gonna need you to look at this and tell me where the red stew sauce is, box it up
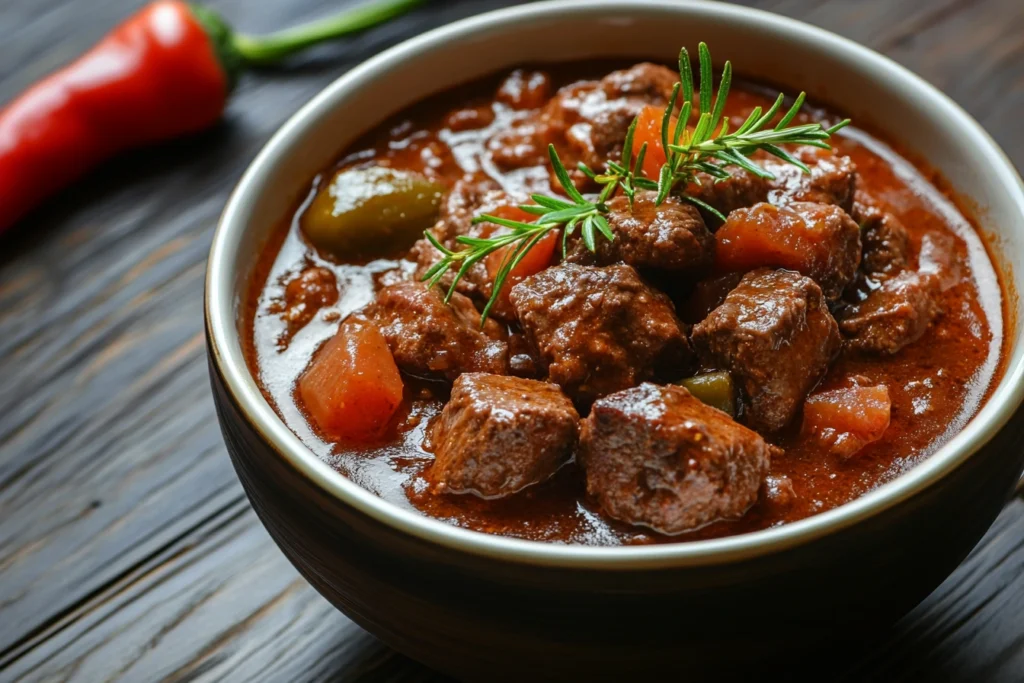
[243,61,1006,545]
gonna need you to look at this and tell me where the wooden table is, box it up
[1,0,1022,680]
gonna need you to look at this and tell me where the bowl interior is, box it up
[208,0,1024,567]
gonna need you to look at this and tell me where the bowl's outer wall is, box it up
[211,355,1024,681]
[207,1,1024,679]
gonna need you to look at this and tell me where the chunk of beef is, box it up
[600,63,679,100]
[687,146,856,225]
[859,210,910,277]
[491,63,676,179]
[686,168,769,225]
[836,271,940,354]
[579,383,775,534]
[691,268,842,432]
[277,266,338,335]
[850,189,877,225]
[443,105,495,132]
[510,263,693,406]
[372,282,507,381]
[429,373,579,498]
[562,63,677,170]
[508,331,543,379]
[496,69,552,110]
[433,177,506,243]
[487,118,552,170]
[763,475,797,510]
[763,146,857,213]
[715,201,861,299]
[565,190,713,274]
[677,272,744,325]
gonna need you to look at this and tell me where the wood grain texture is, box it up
[0,0,1021,681]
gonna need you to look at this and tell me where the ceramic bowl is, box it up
[206,1,1024,680]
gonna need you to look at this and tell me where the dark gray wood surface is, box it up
[0,0,1021,680]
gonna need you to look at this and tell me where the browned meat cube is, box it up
[504,63,677,180]
[496,69,552,110]
[510,263,693,406]
[691,268,842,432]
[430,373,579,498]
[837,271,941,354]
[676,272,744,325]
[372,282,507,381]
[849,195,911,279]
[687,146,856,226]
[566,63,678,168]
[276,266,338,336]
[565,190,714,275]
[599,62,679,101]
[580,383,775,534]
[860,211,910,276]
[764,145,857,213]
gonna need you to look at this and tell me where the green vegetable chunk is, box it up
[302,166,444,258]
[677,371,736,416]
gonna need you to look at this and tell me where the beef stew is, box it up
[242,50,1006,545]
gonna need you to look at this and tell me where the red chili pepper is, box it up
[0,0,421,234]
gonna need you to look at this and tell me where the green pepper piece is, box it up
[302,166,444,258]
[677,371,736,416]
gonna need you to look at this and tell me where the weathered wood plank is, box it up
[1,500,443,682]
[0,0,522,660]
[0,0,1022,681]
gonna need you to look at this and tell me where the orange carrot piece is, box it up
[298,315,404,441]
[485,205,559,309]
[633,105,675,179]
[803,384,891,459]
[715,203,812,273]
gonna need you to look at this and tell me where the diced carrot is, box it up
[484,205,558,310]
[715,203,811,273]
[633,105,675,179]
[803,384,891,459]
[298,315,404,441]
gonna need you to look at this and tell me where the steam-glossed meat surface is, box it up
[859,210,911,277]
[492,63,678,179]
[687,167,769,223]
[510,263,693,406]
[565,190,713,274]
[372,282,507,381]
[692,268,842,432]
[688,146,856,222]
[429,373,579,498]
[276,266,338,336]
[764,145,857,212]
[580,383,774,534]
[837,271,941,354]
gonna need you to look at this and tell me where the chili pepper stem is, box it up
[231,0,422,65]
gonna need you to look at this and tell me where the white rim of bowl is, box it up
[207,0,1024,569]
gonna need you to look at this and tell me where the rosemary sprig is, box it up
[422,42,850,323]
[654,43,850,218]
[420,144,616,322]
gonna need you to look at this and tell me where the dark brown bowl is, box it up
[206,2,1024,680]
